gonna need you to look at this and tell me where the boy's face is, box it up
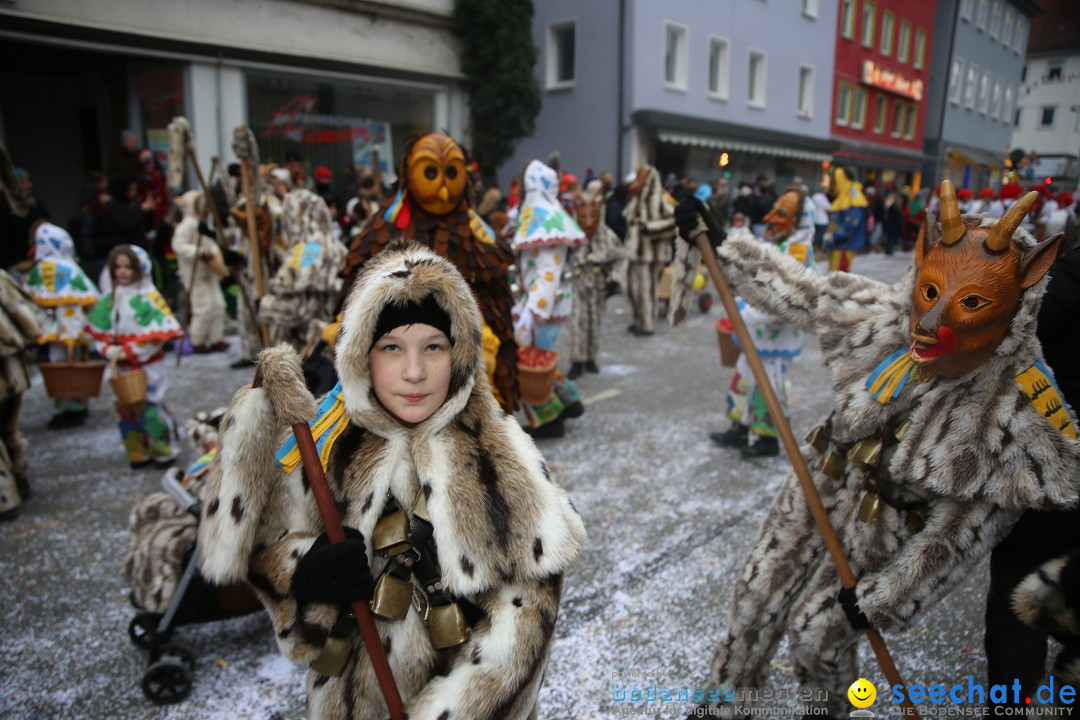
[370,323,452,427]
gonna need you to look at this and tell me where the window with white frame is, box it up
[914,28,926,70]
[881,12,894,56]
[546,20,576,89]
[1040,105,1056,128]
[852,87,868,129]
[708,36,731,99]
[862,2,876,48]
[979,70,991,114]
[1048,60,1064,82]
[797,66,814,117]
[1013,17,1025,53]
[664,21,689,90]
[960,0,973,22]
[1004,85,1014,122]
[898,20,911,63]
[840,0,855,39]
[802,0,819,18]
[965,64,979,109]
[991,79,1003,119]
[990,1,1002,40]
[892,102,907,137]
[976,0,988,30]
[748,49,767,108]
[1002,8,1013,49]
[949,58,964,104]
[836,82,853,126]
[874,93,887,133]
[1015,107,1022,127]
[904,103,917,139]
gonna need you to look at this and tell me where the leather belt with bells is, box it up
[369,491,470,650]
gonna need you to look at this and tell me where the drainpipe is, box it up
[616,0,626,179]
[216,49,225,161]
[934,0,960,183]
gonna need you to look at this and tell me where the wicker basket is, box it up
[716,318,739,368]
[40,359,107,399]
[110,355,148,406]
[517,348,559,406]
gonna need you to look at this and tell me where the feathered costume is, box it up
[87,246,184,465]
[683,191,1080,716]
[197,241,585,720]
[343,132,518,412]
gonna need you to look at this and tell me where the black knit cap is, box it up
[370,294,454,350]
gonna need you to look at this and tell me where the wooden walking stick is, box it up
[251,373,407,720]
[233,126,272,348]
[693,233,919,718]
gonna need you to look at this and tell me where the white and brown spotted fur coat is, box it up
[699,217,1080,715]
[197,242,585,720]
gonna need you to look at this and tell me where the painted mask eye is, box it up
[960,294,989,311]
[424,165,439,181]
[445,165,458,180]
[922,284,939,302]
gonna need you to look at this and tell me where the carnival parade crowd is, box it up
[2,125,1080,718]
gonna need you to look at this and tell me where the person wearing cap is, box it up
[197,240,585,720]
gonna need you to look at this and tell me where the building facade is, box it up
[1008,0,1080,192]
[501,0,839,192]
[830,0,937,190]
[0,0,468,224]
[922,0,1037,192]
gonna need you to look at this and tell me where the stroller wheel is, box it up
[129,612,167,649]
[698,293,713,313]
[142,658,192,705]
[154,644,195,672]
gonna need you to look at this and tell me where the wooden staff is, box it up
[693,233,919,718]
[237,161,271,348]
[251,372,406,720]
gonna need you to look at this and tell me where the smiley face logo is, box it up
[848,678,877,708]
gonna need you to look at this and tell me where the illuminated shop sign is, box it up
[862,60,923,101]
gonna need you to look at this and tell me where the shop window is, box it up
[1013,18,1025,54]
[861,2,876,48]
[949,58,964,104]
[991,79,1003,120]
[960,0,973,22]
[881,12,894,57]
[1002,8,1013,50]
[979,70,991,114]
[914,28,926,70]
[748,49,767,108]
[664,21,689,90]
[904,104,917,140]
[840,0,855,39]
[852,87,868,129]
[708,36,731,100]
[965,63,979,109]
[897,21,911,64]
[133,63,186,177]
[1040,106,1056,128]
[1048,60,1064,82]
[976,0,988,31]
[836,82,853,126]
[797,65,814,118]
[989,1,1002,41]
[892,103,907,137]
[802,0,818,18]
[547,20,576,89]
[874,94,887,133]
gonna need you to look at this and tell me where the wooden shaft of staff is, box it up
[237,161,271,348]
[250,374,407,720]
[693,233,918,717]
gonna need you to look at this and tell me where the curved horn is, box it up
[938,179,965,246]
[986,190,1038,252]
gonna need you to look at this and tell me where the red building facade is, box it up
[831,0,936,186]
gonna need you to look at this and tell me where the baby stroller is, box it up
[123,415,262,705]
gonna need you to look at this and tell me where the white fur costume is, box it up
[173,190,227,347]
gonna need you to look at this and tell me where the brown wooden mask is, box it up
[909,180,1060,381]
[405,132,467,215]
[574,194,603,236]
[763,190,801,240]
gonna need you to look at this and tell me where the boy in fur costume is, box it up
[623,164,676,336]
[675,181,1080,716]
[197,241,585,720]
[173,190,229,353]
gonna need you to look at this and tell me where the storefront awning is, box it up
[657,130,832,163]
[948,146,1004,170]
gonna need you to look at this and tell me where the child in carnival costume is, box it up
[197,241,585,720]
[22,222,100,428]
[512,159,588,436]
[826,166,868,273]
[675,181,1080,716]
[87,245,184,468]
[173,190,229,353]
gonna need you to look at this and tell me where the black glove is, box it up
[223,248,246,267]
[675,196,725,250]
[838,585,872,630]
[291,527,374,606]
[198,221,217,239]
